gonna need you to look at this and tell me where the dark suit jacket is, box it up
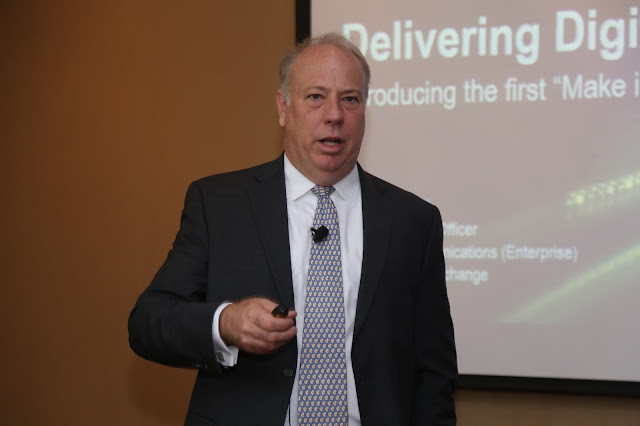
[128,155,457,425]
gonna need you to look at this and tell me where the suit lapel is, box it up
[247,155,295,308]
[354,167,392,339]
[246,158,391,335]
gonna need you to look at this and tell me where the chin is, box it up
[315,164,354,184]
[315,160,345,175]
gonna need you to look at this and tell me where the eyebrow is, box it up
[305,86,364,97]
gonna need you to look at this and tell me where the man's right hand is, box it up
[219,297,297,354]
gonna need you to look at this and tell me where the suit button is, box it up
[283,368,294,377]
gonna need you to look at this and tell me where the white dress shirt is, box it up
[212,154,363,425]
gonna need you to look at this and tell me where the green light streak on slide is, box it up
[504,242,640,324]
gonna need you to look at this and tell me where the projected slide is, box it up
[312,0,640,383]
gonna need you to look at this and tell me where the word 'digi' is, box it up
[557,8,640,60]
[344,19,540,65]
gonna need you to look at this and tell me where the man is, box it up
[129,33,457,425]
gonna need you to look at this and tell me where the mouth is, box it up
[319,136,344,147]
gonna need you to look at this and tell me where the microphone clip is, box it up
[310,226,329,243]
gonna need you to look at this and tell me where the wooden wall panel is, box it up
[1,1,292,424]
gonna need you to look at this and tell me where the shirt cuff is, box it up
[212,302,239,367]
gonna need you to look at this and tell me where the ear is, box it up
[276,90,287,127]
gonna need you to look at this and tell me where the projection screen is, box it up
[305,0,640,394]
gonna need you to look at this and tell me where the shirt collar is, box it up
[284,153,360,207]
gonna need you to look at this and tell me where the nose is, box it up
[323,95,344,125]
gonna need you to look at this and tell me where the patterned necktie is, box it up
[297,185,348,425]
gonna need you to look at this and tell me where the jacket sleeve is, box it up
[128,181,222,375]
[412,205,458,425]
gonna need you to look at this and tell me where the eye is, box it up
[308,94,322,100]
[344,96,359,103]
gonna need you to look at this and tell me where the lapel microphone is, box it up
[310,226,329,243]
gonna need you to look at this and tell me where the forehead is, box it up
[290,44,365,90]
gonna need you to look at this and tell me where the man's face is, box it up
[277,44,366,186]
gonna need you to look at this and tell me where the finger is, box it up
[252,317,296,342]
[239,328,296,354]
[243,313,297,345]
[251,326,298,353]
[261,315,296,332]
[235,316,292,349]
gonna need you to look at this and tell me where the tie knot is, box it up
[311,185,335,199]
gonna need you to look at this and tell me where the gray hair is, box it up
[278,33,371,105]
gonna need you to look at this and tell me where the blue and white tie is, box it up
[297,185,348,425]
